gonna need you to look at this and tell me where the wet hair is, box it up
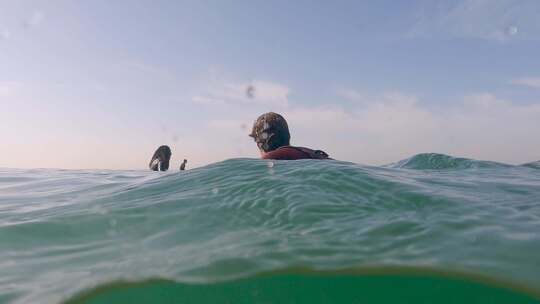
[149,145,172,171]
[249,112,290,152]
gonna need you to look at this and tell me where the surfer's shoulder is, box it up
[249,112,331,160]
[262,146,330,160]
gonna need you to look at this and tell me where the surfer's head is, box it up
[149,145,172,171]
[249,112,290,152]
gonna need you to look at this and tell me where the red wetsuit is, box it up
[261,146,330,160]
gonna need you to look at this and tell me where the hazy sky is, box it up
[1,0,539,169]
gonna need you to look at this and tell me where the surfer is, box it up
[149,145,172,171]
[180,159,187,171]
[249,112,330,160]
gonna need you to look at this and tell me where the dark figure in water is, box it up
[249,112,331,160]
[149,145,172,171]
[180,159,187,171]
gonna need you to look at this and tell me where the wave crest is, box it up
[387,153,509,170]
[522,161,540,169]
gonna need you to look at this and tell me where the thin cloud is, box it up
[23,11,44,28]
[124,62,165,75]
[0,29,11,40]
[284,91,540,164]
[336,89,366,103]
[192,95,226,105]
[192,80,290,107]
[512,77,540,89]
[204,89,539,165]
[0,82,22,97]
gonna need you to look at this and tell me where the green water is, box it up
[1,154,539,303]
[67,269,540,304]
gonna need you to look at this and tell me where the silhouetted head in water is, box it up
[180,159,187,171]
[149,145,172,171]
[249,112,290,153]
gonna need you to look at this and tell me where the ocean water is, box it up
[1,153,540,303]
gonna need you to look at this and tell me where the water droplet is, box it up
[507,25,518,36]
[267,162,274,168]
[92,205,108,215]
[261,132,268,139]
[107,220,118,237]
[212,188,219,194]
[246,85,255,99]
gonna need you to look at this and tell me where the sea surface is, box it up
[1,153,540,303]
